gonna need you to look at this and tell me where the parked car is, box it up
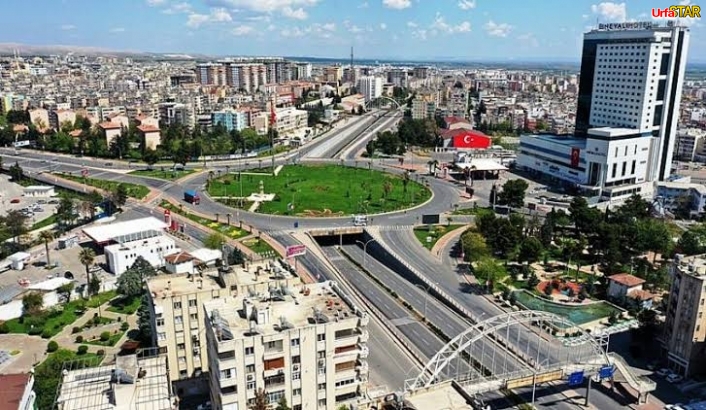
[10,198,20,204]
[656,368,671,377]
[37,200,47,205]
[64,271,74,280]
[48,199,59,204]
[667,374,684,384]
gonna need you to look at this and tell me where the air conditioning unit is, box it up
[247,374,254,382]
[292,364,300,372]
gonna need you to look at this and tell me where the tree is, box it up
[204,233,226,250]
[22,292,44,316]
[498,179,529,208]
[382,179,393,198]
[460,230,490,262]
[275,397,291,410]
[136,293,153,344]
[47,341,59,353]
[1,210,29,243]
[364,140,375,158]
[39,230,55,266]
[230,247,245,266]
[79,248,96,296]
[250,388,269,410]
[473,257,506,291]
[57,282,74,303]
[677,229,703,255]
[111,184,129,208]
[8,161,23,182]
[56,195,77,228]
[518,237,543,263]
[143,149,160,169]
[117,269,145,298]
[89,273,101,296]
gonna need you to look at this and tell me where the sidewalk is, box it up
[429,224,468,260]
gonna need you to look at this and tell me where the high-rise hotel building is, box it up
[516,22,690,202]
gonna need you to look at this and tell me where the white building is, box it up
[656,176,706,216]
[676,128,706,162]
[204,281,369,410]
[22,185,55,197]
[357,76,382,102]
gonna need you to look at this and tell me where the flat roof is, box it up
[205,281,358,339]
[405,382,474,410]
[23,185,54,190]
[526,134,588,148]
[455,158,507,172]
[83,217,168,244]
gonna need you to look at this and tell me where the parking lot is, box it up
[0,174,60,228]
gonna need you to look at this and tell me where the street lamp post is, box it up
[355,238,377,268]
[415,284,430,320]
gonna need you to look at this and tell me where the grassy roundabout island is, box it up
[208,164,432,216]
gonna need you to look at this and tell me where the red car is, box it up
[10,198,20,204]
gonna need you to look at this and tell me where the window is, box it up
[178,343,185,351]
[246,364,255,373]
[317,334,326,342]
[189,299,197,307]
[621,162,627,177]
[220,368,234,379]
[173,301,182,309]
[292,371,301,380]
[174,315,183,325]
[292,355,301,364]
[631,160,636,175]
[156,318,165,327]
[190,313,198,321]
[157,332,166,341]
[245,347,254,355]
[247,381,256,390]
[318,383,326,391]
[318,399,326,408]
[293,388,301,396]
[291,338,300,347]
[318,351,326,359]
[611,163,617,178]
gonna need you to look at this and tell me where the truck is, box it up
[184,190,200,205]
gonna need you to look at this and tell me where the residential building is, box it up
[607,273,646,299]
[137,124,162,150]
[656,177,706,216]
[387,69,409,88]
[323,65,343,83]
[28,108,49,129]
[575,22,690,181]
[55,350,175,409]
[448,87,469,119]
[357,76,383,103]
[196,63,226,86]
[204,280,369,410]
[295,63,312,80]
[413,66,430,79]
[0,373,36,410]
[146,259,298,396]
[212,109,248,132]
[273,107,309,137]
[158,102,195,129]
[411,93,438,120]
[676,128,706,162]
[98,121,122,146]
[663,254,706,376]
[48,109,76,131]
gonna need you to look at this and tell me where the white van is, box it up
[353,215,368,226]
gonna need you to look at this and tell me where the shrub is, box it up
[75,335,84,343]
[72,326,81,334]
[28,328,42,336]
[92,316,101,325]
[0,323,9,334]
[120,322,129,331]
[47,341,59,352]
[96,349,105,356]
[77,345,88,355]
[41,329,52,339]
[100,331,110,342]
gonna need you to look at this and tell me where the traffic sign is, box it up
[286,245,306,258]
[568,371,584,386]
[598,365,615,379]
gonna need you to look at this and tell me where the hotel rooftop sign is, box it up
[598,21,657,30]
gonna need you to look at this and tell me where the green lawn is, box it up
[106,295,141,315]
[452,206,494,217]
[128,168,195,181]
[85,331,124,347]
[2,291,117,338]
[55,173,150,199]
[208,164,431,216]
[414,224,466,249]
[257,145,292,157]
[86,290,117,308]
[30,214,58,231]
[242,237,278,257]
[160,201,250,239]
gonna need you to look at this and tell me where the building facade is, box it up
[357,76,383,103]
[663,254,706,376]
[204,280,369,410]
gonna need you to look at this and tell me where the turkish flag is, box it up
[570,148,580,168]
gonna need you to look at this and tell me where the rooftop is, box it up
[56,352,174,410]
[674,254,706,277]
[137,125,160,133]
[0,373,31,410]
[608,273,646,288]
[523,133,588,148]
[83,217,168,244]
[205,281,360,340]
[403,381,474,410]
[98,121,122,130]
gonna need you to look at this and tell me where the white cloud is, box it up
[267,24,277,31]
[186,8,232,27]
[358,1,369,8]
[517,32,539,47]
[484,20,512,37]
[430,13,471,34]
[412,29,427,40]
[206,0,318,13]
[232,25,254,35]
[247,15,271,22]
[280,27,304,37]
[60,24,76,30]
[163,2,192,14]
[455,21,471,32]
[348,25,364,33]
[458,0,476,10]
[383,0,411,10]
[406,21,418,28]
[146,0,167,6]
[282,6,307,19]
[110,27,126,33]
[380,23,387,30]
[322,22,336,31]
[590,2,627,22]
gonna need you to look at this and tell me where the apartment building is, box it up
[204,280,369,410]
[212,109,248,132]
[663,253,706,377]
[411,92,439,120]
[158,102,196,129]
[28,108,49,128]
[147,259,300,396]
[274,107,309,137]
[447,87,469,119]
[323,66,343,83]
[676,128,706,162]
[357,76,383,103]
[48,109,77,130]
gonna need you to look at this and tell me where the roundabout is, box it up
[206,164,432,216]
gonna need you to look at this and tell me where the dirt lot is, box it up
[0,334,48,373]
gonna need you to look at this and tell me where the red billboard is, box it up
[570,147,580,168]
[452,132,491,149]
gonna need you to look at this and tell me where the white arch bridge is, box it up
[404,310,656,403]
[364,96,404,111]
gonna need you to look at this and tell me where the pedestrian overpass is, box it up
[404,310,656,404]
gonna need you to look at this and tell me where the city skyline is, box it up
[2,0,704,62]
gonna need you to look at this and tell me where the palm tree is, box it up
[79,248,96,297]
[382,179,393,198]
[39,230,55,266]
[402,170,410,193]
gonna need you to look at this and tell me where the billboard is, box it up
[452,132,492,149]
[286,245,307,258]
[570,147,580,168]
[421,214,440,225]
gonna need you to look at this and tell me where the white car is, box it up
[666,374,684,384]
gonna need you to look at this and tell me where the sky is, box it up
[2,0,704,62]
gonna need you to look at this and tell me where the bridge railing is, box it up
[607,352,657,393]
